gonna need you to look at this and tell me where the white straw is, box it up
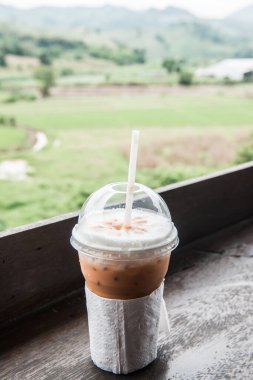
[124,130,140,226]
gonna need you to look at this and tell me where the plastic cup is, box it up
[70,182,178,374]
[71,182,178,299]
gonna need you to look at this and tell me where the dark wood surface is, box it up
[158,162,253,245]
[1,163,253,327]
[1,218,252,380]
[0,212,81,327]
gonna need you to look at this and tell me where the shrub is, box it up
[9,117,16,126]
[137,165,209,189]
[89,46,146,65]
[223,76,236,85]
[0,115,16,126]
[162,58,182,73]
[235,142,253,164]
[3,92,37,103]
[60,67,74,76]
[178,71,194,86]
[34,66,55,97]
[0,53,6,67]
[39,52,52,65]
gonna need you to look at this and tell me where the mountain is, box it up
[0,4,253,63]
[0,4,196,30]
[224,4,253,35]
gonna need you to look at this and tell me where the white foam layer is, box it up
[72,209,176,251]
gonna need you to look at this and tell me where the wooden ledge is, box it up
[1,163,253,328]
[1,218,253,379]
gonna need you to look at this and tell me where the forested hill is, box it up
[0,5,196,30]
[0,4,253,62]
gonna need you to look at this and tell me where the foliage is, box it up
[222,76,236,85]
[0,7,253,63]
[3,92,37,103]
[0,126,26,150]
[1,92,253,230]
[178,71,193,85]
[34,66,55,97]
[162,58,183,73]
[0,115,16,126]
[235,140,253,164]
[60,67,74,76]
[137,165,209,188]
[39,52,51,65]
[0,28,87,61]
[0,52,6,66]
[243,72,253,83]
[89,46,146,65]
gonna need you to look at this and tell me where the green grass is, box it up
[0,61,173,90]
[0,87,253,231]
[1,94,253,132]
[0,127,26,150]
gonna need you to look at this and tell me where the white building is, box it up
[196,59,253,81]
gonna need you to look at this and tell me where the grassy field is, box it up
[0,85,253,231]
[0,59,174,89]
[0,127,26,150]
[2,91,253,130]
[0,56,224,90]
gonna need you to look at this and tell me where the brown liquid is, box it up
[79,254,170,300]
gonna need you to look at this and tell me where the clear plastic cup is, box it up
[71,182,178,299]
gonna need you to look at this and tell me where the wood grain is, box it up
[1,218,252,380]
[0,212,82,327]
[158,162,253,245]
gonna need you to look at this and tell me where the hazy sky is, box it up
[1,0,252,19]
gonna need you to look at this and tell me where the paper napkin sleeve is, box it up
[85,282,164,374]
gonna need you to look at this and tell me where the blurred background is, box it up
[0,0,253,231]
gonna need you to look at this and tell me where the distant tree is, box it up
[178,71,193,86]
[34,66,55,97]
[132,49,146,64]
[234,48,253,58]
[0,53,6,67]
[60,67,74,76]
[162,58,182,73]
[39,52,52,65]
[89,45,146,65]
[223,76,236,85]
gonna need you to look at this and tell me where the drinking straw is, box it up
[124,130,140,226]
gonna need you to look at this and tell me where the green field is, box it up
[0,127,26,150]
[0,85,253,231]
[2,91,253,130]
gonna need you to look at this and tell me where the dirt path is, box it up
[0,126,48,180]
[32,131,48,152]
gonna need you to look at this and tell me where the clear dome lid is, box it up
[71,182,178,254]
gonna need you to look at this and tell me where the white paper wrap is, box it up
[85,282,167,374]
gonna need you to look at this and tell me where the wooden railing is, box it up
[1,162,253,329]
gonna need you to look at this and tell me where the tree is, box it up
[132,49,146,64]
[0,53,6,67]
[34,66,55,97]
[178,71,193,86]
[162,58,182,73]
[39,52,51,65]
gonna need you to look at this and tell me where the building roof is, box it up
[196,58,253,80]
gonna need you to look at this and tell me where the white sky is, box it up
[1,0,253,19]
